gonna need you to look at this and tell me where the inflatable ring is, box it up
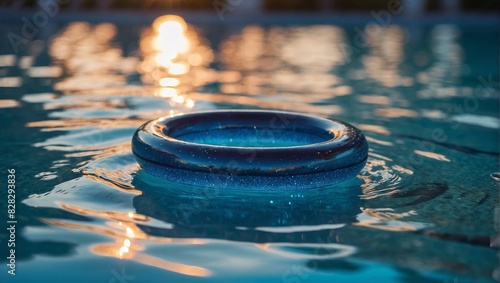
[132,110,368,190]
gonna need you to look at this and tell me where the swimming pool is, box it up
[0,12,498,283]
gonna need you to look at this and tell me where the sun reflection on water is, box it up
[139,14,214,111]
[362,25,410,88]
[219,25,350,102]
[41,203,212,277]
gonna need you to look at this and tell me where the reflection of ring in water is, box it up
[256,243,357,260]
[132,110,368,190]
[132,173,362,243]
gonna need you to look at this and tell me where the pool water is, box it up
[0,14,498,283]
[172,127,328,147]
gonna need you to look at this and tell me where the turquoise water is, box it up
[171,127,333,146]
[0,14,499,283]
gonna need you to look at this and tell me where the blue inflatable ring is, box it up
[132,110,368,190]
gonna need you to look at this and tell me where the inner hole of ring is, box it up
[165,119,335,147]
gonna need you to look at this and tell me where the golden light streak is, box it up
[414,150,451,162]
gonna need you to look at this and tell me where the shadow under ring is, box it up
[132,110,368,190]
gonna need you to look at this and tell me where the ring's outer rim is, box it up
[132,110,368,176]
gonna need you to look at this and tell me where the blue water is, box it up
[0,13,498,283]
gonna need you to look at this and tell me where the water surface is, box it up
[0,14,498,283]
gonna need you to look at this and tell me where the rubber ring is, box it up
[132,110,368,190]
